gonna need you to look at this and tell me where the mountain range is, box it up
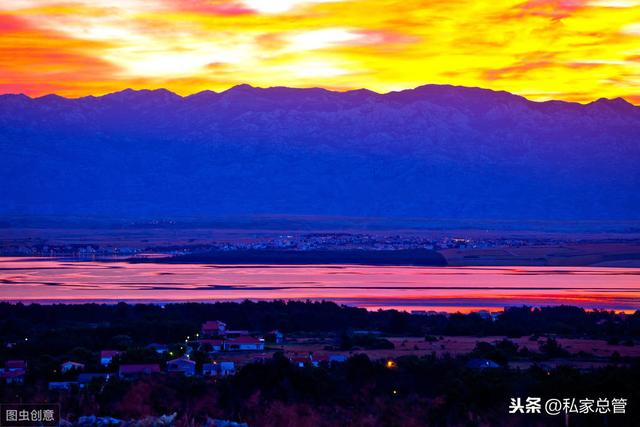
[1,84,639,223]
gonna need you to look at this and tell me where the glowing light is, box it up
[242,0,337,14]
[287,28,363,51]
[622,23,640,35]
[589,0,640,6]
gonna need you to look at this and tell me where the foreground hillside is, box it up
[1,302,639,426]
[1,84,639,221]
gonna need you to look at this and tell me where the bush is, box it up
[339,334,395,350]
[538,338,569,358]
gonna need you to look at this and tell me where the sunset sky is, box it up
[1,0,639,103]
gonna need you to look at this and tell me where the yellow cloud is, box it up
[241,0,341,14]
[287,28,364,51]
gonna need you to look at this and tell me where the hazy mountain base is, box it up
[1,84,639,222]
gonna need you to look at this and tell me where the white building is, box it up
[61,361,85,373]
[223,336,264,351]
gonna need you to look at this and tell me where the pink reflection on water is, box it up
[0,257,639,312]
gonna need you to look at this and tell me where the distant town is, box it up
[1,231,635,256]
[0,232,538,256]
[2,231,639,269]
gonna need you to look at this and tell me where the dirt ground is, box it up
[441,242,640,266]
[211,335,640,368]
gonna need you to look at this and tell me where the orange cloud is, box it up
[0,12,122,96]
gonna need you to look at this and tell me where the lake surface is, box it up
[1,257,639,312]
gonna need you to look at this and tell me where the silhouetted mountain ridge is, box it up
[1,84,638,222]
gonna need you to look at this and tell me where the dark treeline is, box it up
[128,249,448,266]
[3,353,639,426]
[1,301,639,346]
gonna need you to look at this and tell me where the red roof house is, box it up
[166,357,196,376]
[1,370,25,384]
[5,360,26,371]
[201,320,226,336]
[198,339,224,351]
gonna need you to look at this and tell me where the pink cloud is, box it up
[355,29,420,45]
[165,0,255,16]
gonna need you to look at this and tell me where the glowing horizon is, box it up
[8,83,635,105]
[1,0,640,104]
[2,258,639,313]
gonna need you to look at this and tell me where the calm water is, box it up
[1,257,639,312]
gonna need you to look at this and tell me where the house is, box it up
[473,310,499,321]
[474,310,492,320]
[202,361,235,377]
[61,361,85,373]
[267,330,284,344]
[100,350,121,366]
[466,358,501,369]
[201,321,226,337]
[77,416,123,425]
[329,354,348,364]
[311,354,329,367]
[218,361,235,376]
[5,360,27,372]
[224,330,250,338]
[207,420,247,427]
[1,370,24,384]
[352,330,382,335]
[198,339,224,352]
[223,336,264,351]
[167,357,196,376]
[48,381,79,390]
[77,373,110,384]
[118,364,161,378]
[251,353,270,363]
[291,356,310,368]
[202,363,216,376]
[147,343,170,354]
[2,360,26,384]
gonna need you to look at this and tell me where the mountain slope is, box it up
[1,84,639,221]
